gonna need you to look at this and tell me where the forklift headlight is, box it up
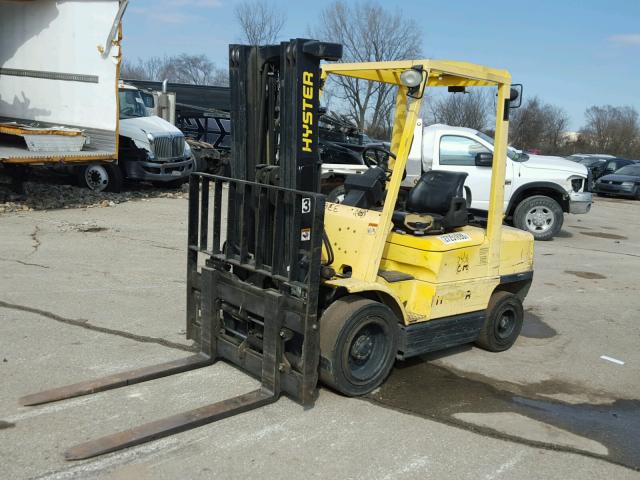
[400,69,423,88]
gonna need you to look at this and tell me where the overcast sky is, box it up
[123,0,640,131]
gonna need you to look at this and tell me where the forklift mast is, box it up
[229,39,342,191]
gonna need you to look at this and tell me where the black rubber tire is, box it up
[513,195,563,241]
[319,295,398,396]
[326,184,346,204]
[76,163,124,193]
[475,291,524,352]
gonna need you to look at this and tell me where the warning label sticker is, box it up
[438,232,471,244]
[301,228,311,241]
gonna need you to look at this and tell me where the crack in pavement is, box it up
[0,257,49,269]
[107,233,182,252]
[0,300,196,353]
[29,226,41,255]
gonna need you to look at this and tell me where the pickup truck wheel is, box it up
[319,296,398,396]
[513,195,563,241]
[327,184,346,204]
[77,163,123,193]
[475,291,523,352]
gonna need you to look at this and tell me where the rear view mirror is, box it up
[509,84,523,108]
[475,152,493,167]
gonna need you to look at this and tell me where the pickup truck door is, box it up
[434,133,513,212]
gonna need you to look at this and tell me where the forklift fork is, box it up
[18,276,288,460]
[18,270,288,460]
[64,389,277,460]
[21,356,280,460]
[19,354,213,407]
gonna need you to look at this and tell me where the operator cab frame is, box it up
[319,60,519,286]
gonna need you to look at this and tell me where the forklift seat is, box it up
[392,170,469,235]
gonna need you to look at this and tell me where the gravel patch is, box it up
[0,179,189,215]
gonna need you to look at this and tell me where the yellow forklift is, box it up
[20,39,533,459]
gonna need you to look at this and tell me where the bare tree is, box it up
[173,54,218,85]
[312,1,422,138]
[509,96,570,154]
[121,56,172,81]
[120,59,145,80]
[580,105,640,157]
[543,104,570,152]
[120,54,228,86]
[234,1,286,45]
[429,90,491,131]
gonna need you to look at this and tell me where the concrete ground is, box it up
[1,194,639,479]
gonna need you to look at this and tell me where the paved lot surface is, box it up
[1,194,639,479]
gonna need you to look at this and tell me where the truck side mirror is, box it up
[475,152,493,167]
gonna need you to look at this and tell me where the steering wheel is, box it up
[362,146,395,168]
[361,146,395,180]
[121,106,135,117]
[362,146,409,182]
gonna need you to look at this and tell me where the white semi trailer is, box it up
[0,0,126,189]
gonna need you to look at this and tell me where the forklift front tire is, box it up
[319,295,398,396]
[475,291,523,352]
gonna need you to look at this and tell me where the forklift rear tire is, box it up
[319,295,398,396]
[475,291,523,352]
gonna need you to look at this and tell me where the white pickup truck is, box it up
[322,121,592,240]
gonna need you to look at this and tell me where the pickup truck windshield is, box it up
[119,90,148,119]
[477,132,528,162]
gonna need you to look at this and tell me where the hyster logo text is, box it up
[301,71,313,153]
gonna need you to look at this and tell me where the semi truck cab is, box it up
[116,83,194,187]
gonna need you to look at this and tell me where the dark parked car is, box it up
[595,164,640,199]
[578,157,635,189]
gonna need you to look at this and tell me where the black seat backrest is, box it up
[406,170,468,214]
